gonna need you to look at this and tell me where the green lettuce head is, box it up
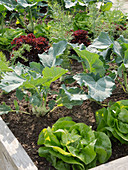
[96,100,128,144]
[38,117,111,170]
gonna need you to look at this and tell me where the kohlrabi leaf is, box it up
[39,40,67,67]
[29,62,44,74]
[73,73,115,102]
[0,72,26,92]
[39,47,56,68]
[117,35,128,44]
[0,102,12,115]
[124,50,128,68]
[17,0,37,7]
[42,67,68,87]
[61,84,89,101]
[53,40,67,57]
[90,32,113,49]
[74,48,105,76]
[56,85,84,109]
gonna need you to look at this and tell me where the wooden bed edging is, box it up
[0,117,38,170]
[90,154,128,170]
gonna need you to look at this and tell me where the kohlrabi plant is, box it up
[89,32,128,92]
[0,62,68,116]
[65,43,115,103]
[38,116,112,170]
[96,100,128,144]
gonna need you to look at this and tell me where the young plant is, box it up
[96,100,128,144]
[38,116,112,170]
[89,32,128,92]
[66,43,115,103]
[0,62,68,116]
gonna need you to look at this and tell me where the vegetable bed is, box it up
[1,0,128,169]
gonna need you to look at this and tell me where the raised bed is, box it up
[0,117,37,170]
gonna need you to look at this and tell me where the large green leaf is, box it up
[53,40,67,57]
[61,84,89,101]
[90,32,113,49]
[74,48,105,76]
[42,67,68,87]
[0,72,26,92]
[52,117,76,131]
[39,40,67,68]
[73,73,115,102]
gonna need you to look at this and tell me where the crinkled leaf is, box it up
[0,102,12,115]
[116,121,128,134]
[52,117,76,131]
[73,73,115,102]
[118,108,128,123]
[74,48,105,76]
[49,149,85,169]
[94,132,112,163]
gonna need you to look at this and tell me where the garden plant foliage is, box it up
[96,100,128,144]
[38,117,112,170]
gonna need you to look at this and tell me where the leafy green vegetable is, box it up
[0,63,68,116]
[38,117,112,170]
[96,100,128,144]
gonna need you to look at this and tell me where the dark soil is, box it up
[1,61,128,170]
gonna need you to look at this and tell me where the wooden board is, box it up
[0,117,38,170]
[90,156,128,170]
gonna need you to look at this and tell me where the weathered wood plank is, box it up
[0,117,38,170]
[90,156,128,170]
